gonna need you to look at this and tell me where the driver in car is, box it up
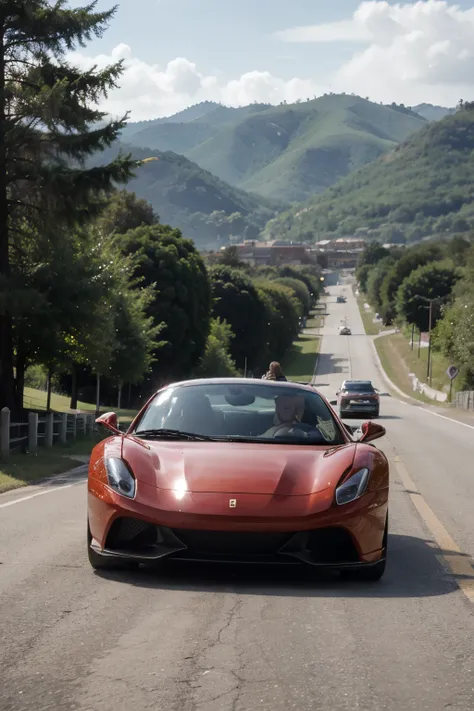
[262,395,308,438]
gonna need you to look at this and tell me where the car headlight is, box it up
[105,458,136,498]
[335,468,369,506]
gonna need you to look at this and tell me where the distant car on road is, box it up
[335,380,380,419]
[336,296,346,303]
[339,326,351,335]
[88,378,388,581]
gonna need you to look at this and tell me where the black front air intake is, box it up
[170,529,292,556]
[306,527,359,563]
[105,518,158,551]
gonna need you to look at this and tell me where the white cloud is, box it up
[68,44,322,120]
[222,71,318,106]
[275,19,371,44]
[276,0,474,105]
[68,44,214,119]
[67,2,474,120]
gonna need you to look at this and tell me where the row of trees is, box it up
[45,202,322,410]
[0,1,323,414]
[356,236,474,388]
[207,249,321,375]
[0,1,138,412]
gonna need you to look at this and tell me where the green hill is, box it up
[123,95,426,203]
[411,103,455,122]
[264,107,474,243]
[119,101,221,142]
[89,143,279,247]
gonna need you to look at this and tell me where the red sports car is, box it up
[87,378,389,581]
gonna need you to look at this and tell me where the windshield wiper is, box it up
[133,428,215,442]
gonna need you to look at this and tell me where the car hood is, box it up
[122,439,356,496]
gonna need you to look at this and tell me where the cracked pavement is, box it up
[1,281,474,710]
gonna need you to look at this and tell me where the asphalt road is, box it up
[1,284,474,711]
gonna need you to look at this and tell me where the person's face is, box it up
[275,396,298,423]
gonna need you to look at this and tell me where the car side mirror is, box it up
[96,411,121,435]
[359,421,385,443]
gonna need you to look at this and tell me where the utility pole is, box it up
[426,299,433,381]
[416,295,441,385]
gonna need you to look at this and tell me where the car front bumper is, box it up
[88,480,387,568]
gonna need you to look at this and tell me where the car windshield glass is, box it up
[343,382,374,392]
[134,382,345,445]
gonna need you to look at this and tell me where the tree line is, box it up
[0,0,322,414]
[356,236,474,388]
[22,194,323,411]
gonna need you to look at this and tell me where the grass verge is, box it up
[0,450,83,494]
[23,386,137,420]
[374,333,452,404]
[356,294,390,337]
[283,334,321,383]
[0,425,123,494]
[306,314,324,329]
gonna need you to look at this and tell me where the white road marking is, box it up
[417,408,474,431]
[0,481,83,509]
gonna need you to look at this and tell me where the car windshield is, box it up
[343,382,374,393]
[133,382,346,446]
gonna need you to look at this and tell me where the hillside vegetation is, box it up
[127,102,271,149]
[119,101,221,141]
[123,95,426,203]
[88,144,279,247]
[266,107,474,243]
[411,103,455,122]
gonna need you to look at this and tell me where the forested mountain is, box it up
[88,144,280,247]
[121,95,426,203]
[263,106,474,244]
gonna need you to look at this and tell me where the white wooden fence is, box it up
[0,408,95,459]
[455,391,474,412]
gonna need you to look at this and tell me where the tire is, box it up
[371,410,379,419]
[341,514,388,582]
[87,521,138,571]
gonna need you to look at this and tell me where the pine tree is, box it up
[0,1,136,411]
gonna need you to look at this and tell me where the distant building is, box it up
[311,237,367,269]
[231,240,310,266]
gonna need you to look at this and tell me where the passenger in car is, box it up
[262,361,287,381]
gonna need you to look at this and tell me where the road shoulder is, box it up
[356,296,474,428]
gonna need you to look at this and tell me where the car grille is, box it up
[170,529,292,556]
[103,520,360,565]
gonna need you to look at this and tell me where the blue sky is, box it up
[78,0,363,77]
[69,0,474,119]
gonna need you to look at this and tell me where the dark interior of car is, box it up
[140,387,345,443]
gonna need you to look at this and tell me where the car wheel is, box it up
[341,515,388,582]
[87,521,138,571]
[371,410,379,419]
